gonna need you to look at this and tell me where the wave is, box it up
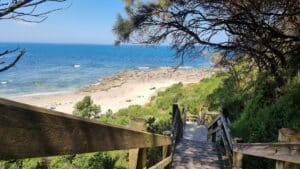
[159,66,172,69]
[1,81,8,85]
[178,66,194,69]
[10,90,72,98]
[73,64,81,68]
[138,66,150,70]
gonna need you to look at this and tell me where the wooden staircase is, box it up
[173,140,230,169]
[172,122,230,169]
[0,98,299,169]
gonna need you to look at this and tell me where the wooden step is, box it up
[172,139,231,169]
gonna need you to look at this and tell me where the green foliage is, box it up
[145,116,171,166]
[180,75,225,114]
[0,159,44,169]
[113,14,134,45]
[101,154,118,169]
[229,81,300,169]
[72,153,101,169]
[100,76,223,128]
[0,160,21,169]
[73,96,101,119]
[231,83,300,143]
[22,159,44,169]
[50,155,74,169]
[146,116,171,134]
[100,105,170,126]
[155,83,184,111]
[207,60,300,169]
[72,152,117,169]
[208,60,258,120]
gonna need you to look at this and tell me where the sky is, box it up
[0,0,126,44]
[0,0,227,45]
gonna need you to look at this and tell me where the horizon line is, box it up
[0,41,172,47]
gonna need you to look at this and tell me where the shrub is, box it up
[22,159,44,169]
[73,96,101,119]
[207,60,300,169]
[50,155,74,169]
[72,152,117,169]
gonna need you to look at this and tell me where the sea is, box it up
[0,43,212,96]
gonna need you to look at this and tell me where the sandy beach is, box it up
[10,68,221,114]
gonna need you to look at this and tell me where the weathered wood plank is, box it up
[207,127,220,136]
[162,131,172,169]
[278,128,300,142]
[129,119,147,169]
[0,98,172,160]
[219,114,233,150]
[186,115,198,121]
[207,115,221,130]
[172,139,230,169]
[233,143,300,164]
[233,151,243,169]
[276,128,300,169]
[219,129,233,159]
[205,112,220,115]
[149,156,172,169]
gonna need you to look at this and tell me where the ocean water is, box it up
[0,43,212,96]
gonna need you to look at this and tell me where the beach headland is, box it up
[11,68,222,114]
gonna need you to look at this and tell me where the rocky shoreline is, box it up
[12,67,223,114]
[80,68,222,93]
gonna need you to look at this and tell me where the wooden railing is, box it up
[207,113,300,169]
[0,98,185,169]
[186,112,219,125]
[186,115,199,123]
[207,113,233,158]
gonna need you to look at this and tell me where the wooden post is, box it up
[162,146,168,159]
[182,106,186,128]
[233,152,243,169]
[276,128,300,169]
[172,104,178,122]
[233,138,243,169]
[172,103,183,142]
[129,118,147,169]
[162,130,172,169]
[162,131,172,159]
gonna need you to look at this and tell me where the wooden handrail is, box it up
[148,156,172,169]
[207,114,221,129]
[0,98,171,160]
[233,143,300,164]
[208,113,300,169]
[0,98,186,169]
[207,112,233,158]
[133,104,185,169]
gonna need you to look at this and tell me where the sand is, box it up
[10,68,221,114]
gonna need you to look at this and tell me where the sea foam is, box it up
[73,64,81,68]
[138,66,150,70]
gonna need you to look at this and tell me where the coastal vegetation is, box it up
[208,60,300,169]
[73,96,101,119]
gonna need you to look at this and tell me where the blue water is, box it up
[0,43,212,96]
